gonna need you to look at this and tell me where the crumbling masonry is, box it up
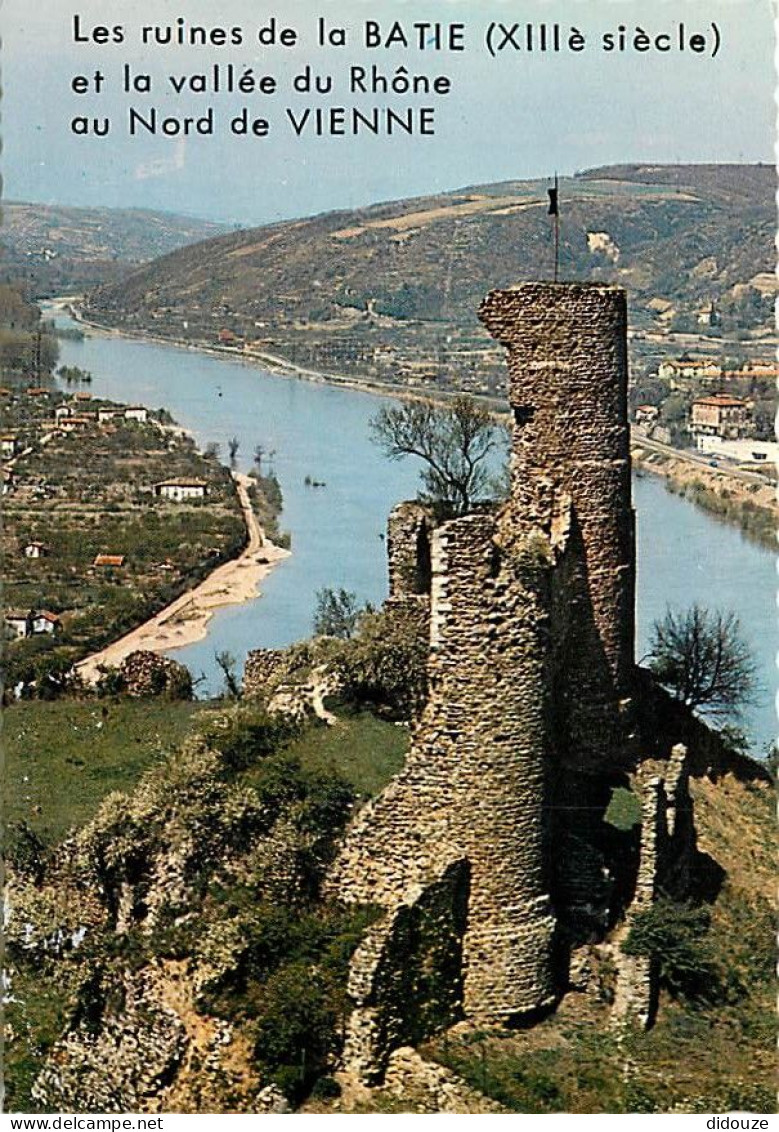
[328,283,697,1081]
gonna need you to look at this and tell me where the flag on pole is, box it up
[547,175,559,216]
[549,174,560,281]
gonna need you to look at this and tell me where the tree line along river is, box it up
[46,303,777,755]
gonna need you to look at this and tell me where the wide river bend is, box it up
[47,305,777,754]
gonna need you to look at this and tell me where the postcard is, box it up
[2,0,776,1118]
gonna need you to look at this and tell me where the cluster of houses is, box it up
[5,608,62,639]
[636,391,756,446]
[634,354,777,465]
[3,389,220,654]
[657,355,779,389]
[54,400,149,429]
[0,394,151,471]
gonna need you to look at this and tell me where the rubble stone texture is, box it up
[118,649,191,698]
[330,283,650,1079]
[242,647,287,698]
[480,282,635,770]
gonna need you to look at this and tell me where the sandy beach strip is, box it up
[76,473,290,683]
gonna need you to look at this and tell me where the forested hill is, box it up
[1,202,230,296]
[82,164,775,393]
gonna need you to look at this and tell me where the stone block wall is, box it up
[387,501,435,599]
[340,860,470,1083]
[242,648,287,698]
[331,282,648,1077]
[612,744,694,1027]
[330,511,558,1037]
[119,650,192,699]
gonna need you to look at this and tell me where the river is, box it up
[45,305,777,754]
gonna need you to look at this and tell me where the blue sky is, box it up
[3,0,775,224]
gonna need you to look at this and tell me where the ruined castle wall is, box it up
[332,512,557,1025]
[387,502,435,599]
[612,744,693,1028]
[333,281,641,1075]
[479,284,635,768]
[341,860,470,1083]
[242,648,287,699]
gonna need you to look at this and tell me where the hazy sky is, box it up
[3,0,775,225]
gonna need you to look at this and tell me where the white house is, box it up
[1,434,19,458]
[5,610,31,638]
[24,541,48,559]
[124,406,149,423]
[98,408,122,424]
[31,610,62,635]
[154,479,208,502]
[658,357,722,386]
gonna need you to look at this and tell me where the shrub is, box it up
[335,606,428,720]
[310,1076,341,1100]
[251,962,342,1103]
[621,897,719,1003]
[203,709,299,771]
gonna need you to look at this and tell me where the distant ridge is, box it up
[1,201,231,296]
[82,164,774,394]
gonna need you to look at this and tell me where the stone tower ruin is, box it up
[329,283,666,1081]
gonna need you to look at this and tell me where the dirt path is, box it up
[76,474,289,683]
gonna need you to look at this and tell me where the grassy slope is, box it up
[420,774,776,1114]
[2,699,209,847]
[282,705,409,798]
[2,697,408,856]
[3,696,409,1111]
[5,694,772,1114]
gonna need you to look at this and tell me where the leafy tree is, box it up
[646,604,756,721]
[312,588,362,640]
[369,394,506,515]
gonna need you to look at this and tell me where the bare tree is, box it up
[215,649,241,699]
[646,604,757,721]
[369,395,506,515]
[228,436,240,468]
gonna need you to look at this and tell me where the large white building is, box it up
[154,479,208,502]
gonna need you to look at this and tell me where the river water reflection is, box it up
[47,306,776,753]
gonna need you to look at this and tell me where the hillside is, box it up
[83,164,775,396]
[1,202,230,296]
[4,692,774,1113]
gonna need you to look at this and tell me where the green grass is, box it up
[2,698,210,847]
[428,994,776,1114]
[2,698,409,852]
[283,703,409,798]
